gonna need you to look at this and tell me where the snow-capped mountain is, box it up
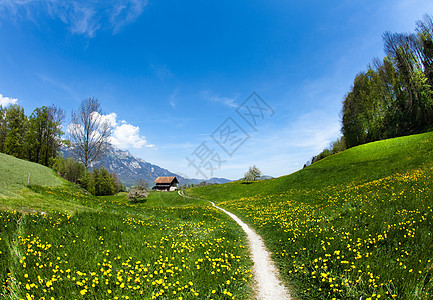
[61,145,231,187]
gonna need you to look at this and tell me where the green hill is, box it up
[0,152,63,198]
[187,131,433,299]
[0,154,253,299]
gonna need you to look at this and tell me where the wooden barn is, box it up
[152,176,179,191]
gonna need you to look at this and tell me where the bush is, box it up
[54,157,120,196]
[91,167,116,196]
[127,188,148,203]
[53,156,85,184]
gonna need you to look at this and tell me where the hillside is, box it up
[0,152,63,198]
[187,131,433,299]
[0,155,253,299]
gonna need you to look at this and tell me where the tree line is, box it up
[0,98,125,196]
[0,104,64,166]
[308,14,433,165]
[342,14,433,148]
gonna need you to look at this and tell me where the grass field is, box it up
[0,153,63,199]
[2,131,433,299]
[0,155,254,299]
[187,131,433,299]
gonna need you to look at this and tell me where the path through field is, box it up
[179,191,290,300]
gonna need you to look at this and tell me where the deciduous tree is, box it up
[69,98,111,168]
[244,165,261,182]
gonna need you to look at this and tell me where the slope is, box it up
[0,152,63,198]
[187,131,433,299]
[0,157,253,299]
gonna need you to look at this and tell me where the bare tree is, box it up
[69,98,111,168]
[134,179,149,191]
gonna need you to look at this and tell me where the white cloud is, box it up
[0,0,148,38]
[169,87,179,109]
[110,0,148,34]
[67,111,154,149]
[201,91,239,108]
[96,112,118,128]
[0,93,18,106]
[96,112,154,149]
[111,123,154,149]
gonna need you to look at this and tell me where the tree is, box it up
[128,179,149,203]
[331,137,347,154]
[0,106,6,153]
[90,167,116,196]
[53,156,86,184]
[4,104,27,158]
[26,105,64,166]
[134,179,149,191]
[112,173,126,193]
[127,188,148,203]
[69,98,111,168]
[383,31,433,133]
[244,165,261,182]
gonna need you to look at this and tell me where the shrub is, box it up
[127,188,148,203]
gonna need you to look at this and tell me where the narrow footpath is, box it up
[179,191,291,300]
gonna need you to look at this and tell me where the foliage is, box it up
[111,172,126,193]
[342,15,433,148]
[306,137,346,167]
[89,167,116,196]
[69,98,111,168]
[53,156,121,197]
[3,104,27,159]
[25,105,64,166]
[0,104,64,166]
[188,131,433,299]
[127,188,148,203]
[53,156,86,184]
[244,165,261,182]
[331,136,347,154]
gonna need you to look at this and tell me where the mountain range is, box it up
[61,145,231,187]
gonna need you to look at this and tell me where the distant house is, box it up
[152,176,179,191]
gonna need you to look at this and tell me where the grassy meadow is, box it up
[0,153,63,200]
[0,169,253,299]
[187,131,433,299]
[2,131,433,299]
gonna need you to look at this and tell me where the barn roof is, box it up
[154,176,178,184]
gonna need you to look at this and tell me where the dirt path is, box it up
[179,191,291,299]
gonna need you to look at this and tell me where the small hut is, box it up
[152,176,179,191]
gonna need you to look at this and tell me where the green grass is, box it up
[3,132,433,299]
[0,154,254,299]
[0,153,63,199]
[187,131,433,299]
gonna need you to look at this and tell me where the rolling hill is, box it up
[0,152,63,198]
[187,131,433,299]
[0,153,252,299]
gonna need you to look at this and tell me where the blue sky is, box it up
[0,0,432,180]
